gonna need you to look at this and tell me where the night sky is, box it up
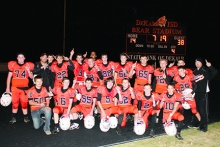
[1,1,219,68]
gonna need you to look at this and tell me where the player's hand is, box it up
[168,61,175,68]
[45,106,51,110]
[40,103,45,107]
[63,113,69,118]
[101,111,106,118]
[89,110,93,116]
[162,73,166,79]
[83,51,87,58]
[25,66,30,71]
[186,93,193,98]
[132,61,137,69]
[205,59,211,67]
[115,86,121,92]
[48,91,54,97]
[167,116,172,123]
[63,56,69,61]
[129,87,133,92]
[70,48,74,56]
[94,64,100,71]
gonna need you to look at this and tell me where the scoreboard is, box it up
[126,16,186,55]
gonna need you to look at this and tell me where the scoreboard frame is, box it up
[126,16,187,56]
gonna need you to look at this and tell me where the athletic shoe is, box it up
[150,130,155,138]
[24,117,30,124]
[69,123,79,130]
[175,132,183,140]
[45,131,52,135]
[77,113,83,120]
[52,126,59,134]
[116,126,122,135]
[9,117,16,124]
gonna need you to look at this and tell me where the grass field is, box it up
[113,122,220,147]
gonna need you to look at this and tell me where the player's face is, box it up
[195,61,202,68]
[144,85,152,93]
[160,60,167,69]
[85,80,92,89]
[88,59,94,67]
[106,80,114,88]
[57,56,63,64]
[35,79,43,87]
[17,54,25,64]
[40,55,47,63]
[90,52,97,59]
[178,68,185,77]
[48,55,54,63]
[120,55,127,64]
[140,57,148,65]
[177,60,185,66]
[102,55,108,63]
[76,55,83,63]
[167,85,174,94]
[122,80,129,89]
[62,79,70,89]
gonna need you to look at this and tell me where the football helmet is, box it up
[134,118,146,135]
[84,115,95,129]
[182,101,191,110]
[182,88,195,100]
[99,116,110,132]
[1,92,12,107]
[164,121,177,136]
[109,116,118,129]
[59,115,71,131]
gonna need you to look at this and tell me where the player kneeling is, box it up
[52,77,75,134]
[160,84,184,140]
[117,78,139,135]
[28,76,53,135]
[97,77,123,134]
[70,78,97,129]
[136,84,159,137]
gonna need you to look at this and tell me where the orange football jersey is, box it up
[77,85,97,107]
[134,63,154,84]
[114,61,133,84]
[53,87,74,108]
[136,92,159,110]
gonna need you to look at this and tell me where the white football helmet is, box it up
[164,121,177,136]
[109,116,118,129]
[100,116,110,132]
[33,74,37,84]
[134,118,146,135]
[76,93,82,100]
[182,88,195,100]
[1,92,12,107]
[84,115,95,129]
[59,115,71,131]
[182,101,191,110]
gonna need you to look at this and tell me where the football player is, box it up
[52,77,75,134]
[129,55,154,92]
[159,84,184,140]
[70,78,97,129]
[136,84,159,137]
[50,54,74,90]
[114,53,133,86]
[28,76,53,135]
[172,66,201,127]
[97,77,123,135]
[117,78,138,129]
[6,53,34,124]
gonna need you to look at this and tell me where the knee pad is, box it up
[12,102,19,110]
[178,114,184,121]
[53,107,59,114]
[21,102,28,109]
[191,108,198,114]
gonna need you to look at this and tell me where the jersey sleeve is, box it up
[26,62,35,71]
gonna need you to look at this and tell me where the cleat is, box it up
[77,113,83,120]
[45,131,52,135]
[24,117,30,124]
[52,126,59,134]
[116,126,122,135]
[69,123,79,130]
[175,132,183,140]
[198,125,207,132]
[150,130,155,138]
[9,117,16,124]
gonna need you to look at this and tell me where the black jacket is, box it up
[193,66,218,93]
[33,62,54,89]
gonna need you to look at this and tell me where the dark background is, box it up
[1,1,219,68]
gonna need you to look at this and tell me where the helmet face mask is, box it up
[84,115,95,129]
[134,118,146,135]
[99,116,110,132]
[182,101,191,109]
[182,88,195,100]
[164,121,177,136]
[59,116,71,130]
[1,92,12,107]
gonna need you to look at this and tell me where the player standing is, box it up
[6,53,34,124]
